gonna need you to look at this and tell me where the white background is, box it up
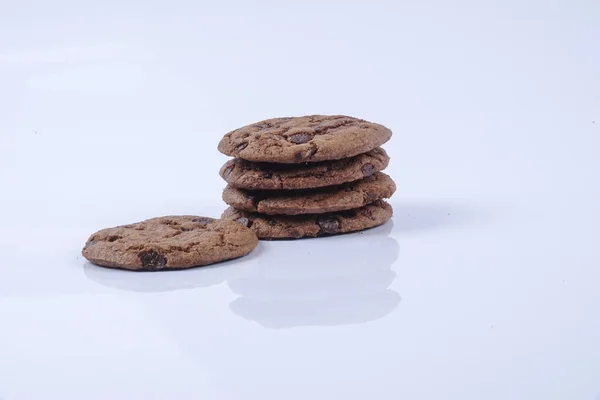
[1,0,599,399]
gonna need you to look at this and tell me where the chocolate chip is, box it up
[361,163,375,176]
[180,227,193,232]
[223,165,234,177]
[235,142,249,152]
[106,235,121,242]
[236,217,253,228]
[365,191,379,203]
[294,145,318,162]
[317,217,340,234]
[192,217,214,224]
[138,250,167,270]
[288,133,313,144]
[263,171,273,179]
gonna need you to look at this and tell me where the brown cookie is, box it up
[220,147,390,190]
[218,115,392,163]
[222,200,393,239]
[82,216,258,271]
[223,172,396,215]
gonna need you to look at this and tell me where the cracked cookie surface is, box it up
[82,216,258,271]
[222,200,393,239]
[223,172,396,215]
[218,115,392,163]
[220,147,389,190]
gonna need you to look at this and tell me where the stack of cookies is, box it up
[218,115,396,239]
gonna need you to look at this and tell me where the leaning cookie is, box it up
[220,147,390,191]
[223,172,396,215]
[222,200,393,239]
[218,115,392,163]
[82,216,258,271]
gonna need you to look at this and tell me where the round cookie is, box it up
[82,216,258,271]
[222,200,393,239]
[223,172,396,215]
[220,147,390,190]
[218,115,392,163]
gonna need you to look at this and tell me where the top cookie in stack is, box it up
[218,115,395,239]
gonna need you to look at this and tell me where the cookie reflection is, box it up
[227,221,400,328]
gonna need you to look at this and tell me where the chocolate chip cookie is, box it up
[222,200,393,239]
[82,216,258,271]
[218,115,392,163]
[222,172,396,215]
[220,147,389,190]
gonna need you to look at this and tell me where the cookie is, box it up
[222,172,396,215]
[222,200,393,239]
[82,216,258,271]
[218,115,392,163]
[220,147,389,190]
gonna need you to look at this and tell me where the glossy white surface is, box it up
[1,1,599,399]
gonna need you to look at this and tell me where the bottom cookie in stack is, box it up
[221,172,396,239]
[223,200,393,240]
